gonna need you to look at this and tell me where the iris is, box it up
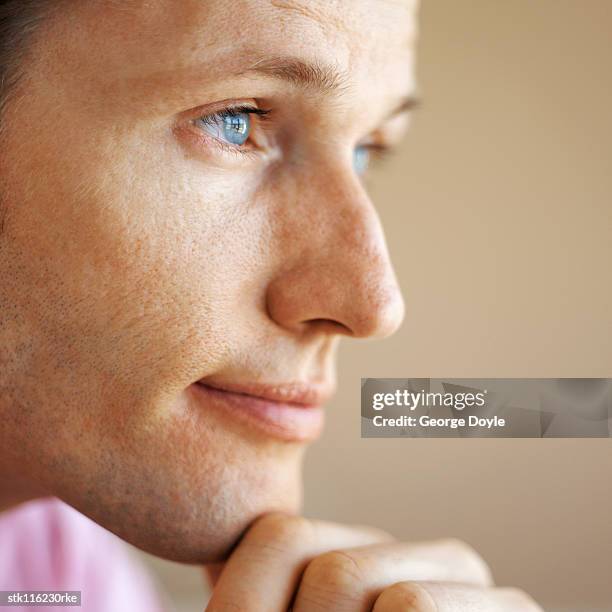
[353,145,370,175]
[199,111,252,146]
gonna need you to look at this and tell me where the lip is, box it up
[191,379,334,442]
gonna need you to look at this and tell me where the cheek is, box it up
[2,123,305,561]
[4,123,271,397]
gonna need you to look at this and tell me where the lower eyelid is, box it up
[180,122,265,163]
[190,117,247,145]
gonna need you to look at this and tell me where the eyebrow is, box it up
[237,56,420,119]
[238,56,350,93]
[388,95,421,119]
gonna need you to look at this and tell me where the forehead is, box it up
[56,0,418,102]
[100,0,418,50]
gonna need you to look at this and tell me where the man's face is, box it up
[0,0,415,562]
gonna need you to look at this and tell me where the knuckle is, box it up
[439,537,478,558]
[374,582,435,612]
[302,550,366,594]
[498,587,543,611]
[246,512,313,548]
[438,538,493,584]
[350,521,395,542]
[363,525,395,543]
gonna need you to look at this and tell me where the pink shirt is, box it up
[0,497,167,612]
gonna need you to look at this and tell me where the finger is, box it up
[292,539,492,612]
[205,512,393,612]
[373,581,543,612]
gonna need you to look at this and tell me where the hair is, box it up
[0,1,51,235]
[0,0,50,121]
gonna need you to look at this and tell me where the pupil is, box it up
[222,113,250,145]
[225,116,247,134]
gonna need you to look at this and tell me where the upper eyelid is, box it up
[197,105,271,120]
[192,106,271,140]
[174,99,268,126]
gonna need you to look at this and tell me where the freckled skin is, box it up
[0,0,414,563]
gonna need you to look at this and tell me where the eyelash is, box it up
[193,105,271,158]
[363,143,392,163]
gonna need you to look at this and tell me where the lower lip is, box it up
[191,383,325,442]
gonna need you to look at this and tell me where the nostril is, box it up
[305,318,353,336]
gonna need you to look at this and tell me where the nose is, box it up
[265,163,405,339]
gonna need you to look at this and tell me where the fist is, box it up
[205,513,541,611]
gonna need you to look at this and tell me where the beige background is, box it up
[138,1,612,610]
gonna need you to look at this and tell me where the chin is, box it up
[54,456,304,564]
[52,408,306,563]
[117,470,302,563]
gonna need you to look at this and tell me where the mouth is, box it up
[191,378,334,442]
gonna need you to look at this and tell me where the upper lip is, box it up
[196,378,335,407]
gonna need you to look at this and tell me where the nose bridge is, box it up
[327,181,405,338]
[266,163,405,339]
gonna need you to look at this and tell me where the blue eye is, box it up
[197,110,252,146]
[353,145,370,175]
